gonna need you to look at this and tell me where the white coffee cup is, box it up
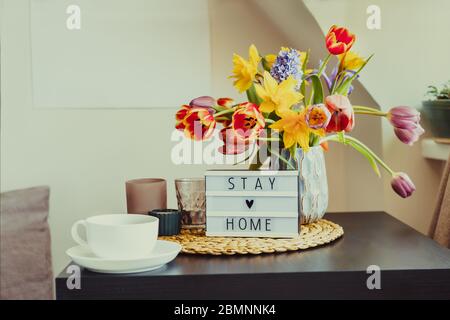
[71,214,159,260]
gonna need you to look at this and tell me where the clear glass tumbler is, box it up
[175,178,206,229]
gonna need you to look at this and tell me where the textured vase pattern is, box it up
[270,146,328,224]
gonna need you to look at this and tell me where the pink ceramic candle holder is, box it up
[126,178,167,214]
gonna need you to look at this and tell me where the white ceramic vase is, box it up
[270,146,329,224]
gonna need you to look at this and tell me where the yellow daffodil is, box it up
[254,71,303,117]
[339,51,365,70]
[270,110,324,151]
[230,44,261,93]
[263,54,277,70]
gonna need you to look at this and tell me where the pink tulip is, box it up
[394,125,425,146]
[388,106,424,145]
[306,104,331,129]
[190,96,216,108]
[391,172,416,198]
[325,95,355,133]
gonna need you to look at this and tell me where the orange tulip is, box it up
[217,98,234,109]
[325,25,355,55]
[175,105,216,141]
[231,102,265,141]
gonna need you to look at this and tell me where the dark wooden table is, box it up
[56,212,450,299]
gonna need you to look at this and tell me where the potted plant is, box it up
[422,81,450,143]
[174,25,424,224]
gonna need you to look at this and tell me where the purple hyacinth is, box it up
[270,48,303,89]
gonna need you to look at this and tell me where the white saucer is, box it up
[66,240,181,274]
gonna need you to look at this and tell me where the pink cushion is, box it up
[0,186,53,299]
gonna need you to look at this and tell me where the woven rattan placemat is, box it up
[159,219,344,255]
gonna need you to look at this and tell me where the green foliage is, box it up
[426,81,450,100]
[335,54,373,96]
[309,74,324,105]
[246,83,263,105]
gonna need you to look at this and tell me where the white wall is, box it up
[1,0,209,273]
[304,0,449,233]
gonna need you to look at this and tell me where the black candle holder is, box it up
[148,209,181,236]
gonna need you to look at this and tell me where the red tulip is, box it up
[232,102,265,140]
[325,25,356,55]
[217,97,234,109]
[325,95,355,132]
[218,127,249,155]
[391,172,416,198]
[175,105,216,141]
[175,105,190,131]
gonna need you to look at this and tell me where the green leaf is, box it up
[308,74,324,105]
[347,141,381,177]
[261,56,271,72]
[288,144,296,157]
[302,50,310,73]
[336,54,373,96]
[301,50,310,105]
[246,83,263,105]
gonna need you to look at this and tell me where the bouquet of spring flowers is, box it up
[175,25,424,198]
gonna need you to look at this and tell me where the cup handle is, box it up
[71,220,88,246]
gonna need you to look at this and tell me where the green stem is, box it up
[214,116,228,120]
[347,136,394,175]
[214,108,236,118]
[317,53,331,77]
[268,145,295,170]
[355,110,388,117]
[335,54,374,95]
[330,71,346,94]
[353,105,386,113]
[322,134,395,175]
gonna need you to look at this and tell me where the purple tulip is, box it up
[387,106,424,145]
[391,172,416,198]
[388,106,420,123]
[189,96,216,108]
[394,124,425,146]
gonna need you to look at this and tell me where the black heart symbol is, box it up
[246,199,254,209]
